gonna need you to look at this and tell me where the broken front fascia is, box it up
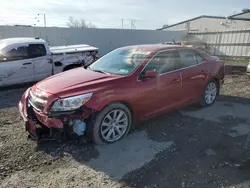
[20,88,96,140]
[30,102,95,140]
[48,106,94,137]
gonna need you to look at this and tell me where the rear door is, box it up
[29,44,52,81]
[178,49,208,102]
[0,45,34,86]
[136,50,183,118]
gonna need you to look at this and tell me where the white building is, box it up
[158,10,250,31]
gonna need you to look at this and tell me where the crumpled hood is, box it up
[35,68,120,97]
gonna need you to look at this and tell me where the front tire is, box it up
[200,80,218,107]
[91,103,132,145]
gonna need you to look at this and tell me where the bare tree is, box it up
[66,17,96,28]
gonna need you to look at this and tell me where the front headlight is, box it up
[50,93,93,112]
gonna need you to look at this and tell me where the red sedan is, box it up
[19,44,225,145]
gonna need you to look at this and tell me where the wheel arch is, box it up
[100,100,135,126]
[63,64,81,71]
[211,77,220,96]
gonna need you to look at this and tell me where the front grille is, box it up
[28,89,47,111]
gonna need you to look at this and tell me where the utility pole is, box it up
[131,20,136,29]
[35,13,47,27]
[38,13,46,27]
[43,14,47,27]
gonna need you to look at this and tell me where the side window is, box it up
[0,46,28,62]
[195,52,204,64]
[144,51,182,74]
[28,44,46,58]
[179,50,204,68]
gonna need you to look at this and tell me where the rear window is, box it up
[179,50,204,67]
[28,44,46,58]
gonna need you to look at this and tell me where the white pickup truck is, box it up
[0,37,99,87]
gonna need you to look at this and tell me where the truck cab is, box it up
[0,38,52,87]
[0,37,99,87]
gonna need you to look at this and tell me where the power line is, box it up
[0,14,165,24]
[0,15,164,29]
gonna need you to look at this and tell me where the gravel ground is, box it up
[1,70,250,188]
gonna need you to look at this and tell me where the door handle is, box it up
[22,62,32,65]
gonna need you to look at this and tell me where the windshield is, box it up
[89,48,150,75]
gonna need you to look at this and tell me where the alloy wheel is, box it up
[100,109,128,142]
[205,82,217,104]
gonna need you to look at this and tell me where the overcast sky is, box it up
[0,0,249,29]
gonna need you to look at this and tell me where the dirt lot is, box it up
[1,70,250,188]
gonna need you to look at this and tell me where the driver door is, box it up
[135,50,183,118]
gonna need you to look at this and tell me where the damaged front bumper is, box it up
[18,98,94,141]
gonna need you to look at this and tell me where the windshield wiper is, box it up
[93,69,107,74]
[88,67,110,74]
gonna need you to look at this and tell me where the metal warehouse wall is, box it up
[0,26,186,55]
[188,29,250,58]
[163,18,250,32]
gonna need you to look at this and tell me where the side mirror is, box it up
[144,70,157,78]
[140,70,157,80]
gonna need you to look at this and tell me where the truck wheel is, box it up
[91,103,132,145]
[200,80,218,107]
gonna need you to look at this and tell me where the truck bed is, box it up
[50,44,98,55]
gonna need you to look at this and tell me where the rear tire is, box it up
[200,80,218,107]
[91,103,132,145]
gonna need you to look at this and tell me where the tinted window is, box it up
[144,50,182,74]
[28,44,46,58]
[195,53,204,64]
[0,46,28,62]
[179,50,204,67]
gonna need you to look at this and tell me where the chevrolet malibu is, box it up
[19,44,225,145]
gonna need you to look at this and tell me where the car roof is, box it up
[0,37,47,46]
[118,44,191,52]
